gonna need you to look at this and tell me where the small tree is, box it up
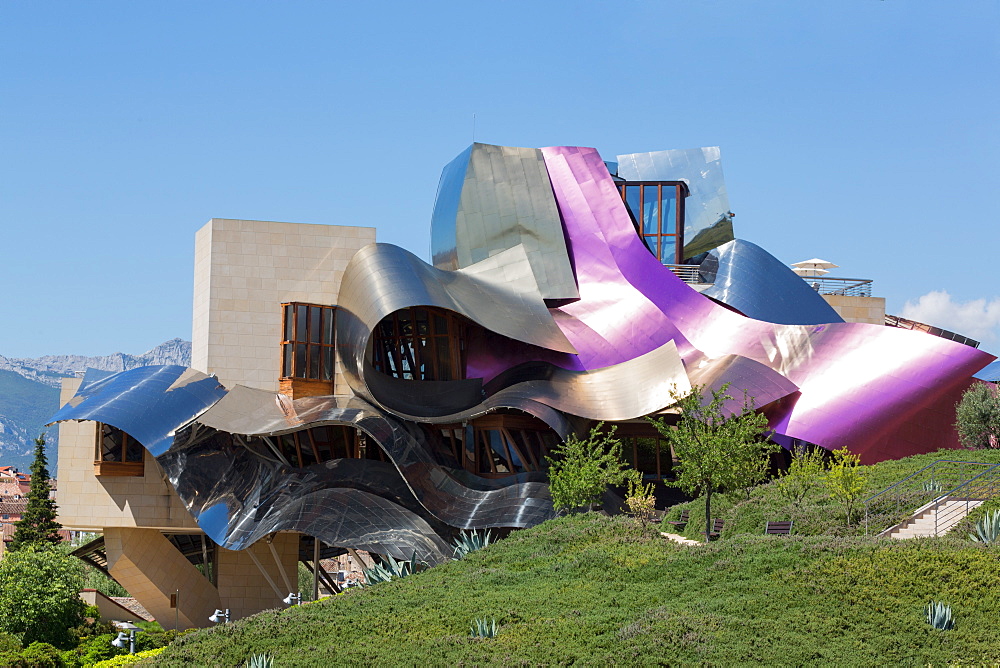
[546,423,637,513]
[9,434,63,551]
[775,445,827,506]
[0,545,86,648]
[825,447,867,526]
[650,384,774,539]
[955,383,1000,450]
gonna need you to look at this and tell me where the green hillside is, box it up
[0,369,61,471]
[149,448,1000,667]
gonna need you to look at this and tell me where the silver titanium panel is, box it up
[430,143,578,300]
[616,147,734,259]
[47,365,227,456]
[699,239,845,326]
[338,242,576,413]
[193,386,557,532]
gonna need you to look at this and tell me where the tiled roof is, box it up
[0,501,27,515]
[110,597,154,622]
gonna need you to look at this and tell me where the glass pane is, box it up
[125,435,143,463]
[309,306,322,344]
[660,237,676,264]
[322,308,335,345]
[645,236,659,260]
[661,186,677,235]
[282,344,292,377]
[436,337,451,380]
[414,308,430,336]
[295,304,307,343]
[322,348,334,381]
[283,304,294,342]
[642,185,659,235]
[625,186,640,226]
[432,313,448,335]
[294,343,307,379]
[309,344,321,379]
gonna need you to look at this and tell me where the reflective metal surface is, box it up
[616,147,734,260]
[337,241,576,416]
[541,144,995,463]
[699,239,845,325]
[974,360,1000,382]
[429,143,578,300]
[48,365,227,456]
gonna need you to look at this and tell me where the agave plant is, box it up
[925,601,955,630]
[452,529,494,560]
[969,509,1000,544]
[922,479,943,493]
[244,653,274,668]
[470,617,499,638]
[361,551,424,586]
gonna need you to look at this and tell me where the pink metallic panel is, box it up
[539,145,995,464]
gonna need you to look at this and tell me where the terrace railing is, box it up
[802,276,873,297]
[862,459,1000,535]
[665,264,705,284]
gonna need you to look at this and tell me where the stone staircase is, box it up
[885,497,984,539]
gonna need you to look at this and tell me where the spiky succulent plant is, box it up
[925,601,955,630]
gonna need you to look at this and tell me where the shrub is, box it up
[825,447,867,527]
[10,642,64,668]
[955,383,1000,449]
[775,446,826,506]
[546,423,637,512]
[625,477,656,523]
[0,545,86,648]
[91,647,165,667]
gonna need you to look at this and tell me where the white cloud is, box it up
[900,291,1000,344]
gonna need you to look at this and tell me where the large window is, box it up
[94,423,144,476]
[429,414,560,478]
[247,426,384,469]
[281,303,336,381]
[618,182,687,265]
[371,307,466,381]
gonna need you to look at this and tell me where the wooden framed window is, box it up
[371,306,466,381]
[94,423,144,477]
[246,426,384,469]
[280,303,336,381]
[617,181,687,265]
[428,414,559,478]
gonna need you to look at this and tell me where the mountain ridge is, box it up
[0,339,192,473]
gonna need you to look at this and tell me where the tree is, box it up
[774,444,827,506]
[955,383,1000,450]
[8,434,62,551]
[545,424,637,513]
[649,384,774,539]
[0,545,86,648]
[825,447,867,527]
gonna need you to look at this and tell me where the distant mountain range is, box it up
[0,339,192,473]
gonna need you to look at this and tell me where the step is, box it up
[889,498,984,539]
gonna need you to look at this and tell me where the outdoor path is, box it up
[660,531,702,546]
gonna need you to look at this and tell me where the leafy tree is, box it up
[774,445,827,506]
[955,383,1000,450]
[825,447,867,527]
[0,545,86,648]
[649,384,774,539]
[9,434,63,551]
[546,424,637,513]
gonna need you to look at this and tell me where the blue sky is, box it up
[2,1,998,358]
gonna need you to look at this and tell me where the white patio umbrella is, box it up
[791,258,838,277]
[791,266,830,277]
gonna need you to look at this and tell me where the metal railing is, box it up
[802,276,873,297]
[933,466,1000,536]
[665,264,706,284]
[863,459,999,535]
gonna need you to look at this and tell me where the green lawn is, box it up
[149,512,1000,666]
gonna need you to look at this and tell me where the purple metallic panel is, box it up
[539,145,995,463]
